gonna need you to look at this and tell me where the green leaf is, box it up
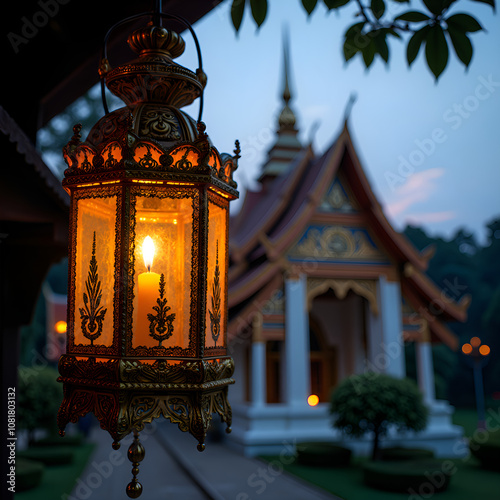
[447,26,473,66]
[302,0,318,15]
[345,21,366,39]
[231,0,246,32]
[422,0,445,14]
[324,0,351,9]
[250,0,267,28]
[373,30,389,62]
[371,0,385,19]
[469,0,496,10]
[425,25,449,79]
[406,26,430,66]
[362,40,376,68]
[446,13,483,32]
[343,22,365,62]
[343,37,360,62]
[395,11,431,22]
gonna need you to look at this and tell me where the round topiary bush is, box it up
[380,447,435,461]
[18,446,74,466]
[470,431,500,471]
[330,372,428,461]
[296,442,352,467]
[17,458,44,492]
[363,460,452,493]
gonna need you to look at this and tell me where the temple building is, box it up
[226,43,469,457]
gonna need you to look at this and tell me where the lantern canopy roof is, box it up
[87,24,206,150]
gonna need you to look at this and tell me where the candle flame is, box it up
[143,236,155,272]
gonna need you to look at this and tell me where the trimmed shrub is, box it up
[296,442,352,467]
[380,447,435,461]
[18,366,62,442]
[363,460,451,494]
[470,431,500,471]
[330,373,428,460]
[18,446,74,466]
[17,458,44,492]
[363,460,452,493]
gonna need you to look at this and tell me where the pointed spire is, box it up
[278,26,297,131]
[258,26,302,186]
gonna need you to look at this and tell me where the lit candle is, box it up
[137,236,161,341]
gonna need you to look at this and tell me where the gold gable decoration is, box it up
[307,278,378,315]
[319,180,357,213]
[290,226,383,261]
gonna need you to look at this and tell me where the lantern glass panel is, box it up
[205,197,228,350]
[74,195,117,347]
[132,190,195,351]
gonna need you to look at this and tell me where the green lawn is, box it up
[16,442,95,500]
[259,455,500,500]
[452,408,480,437]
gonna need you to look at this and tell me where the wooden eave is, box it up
[400,280,460,350]
[403,263,469,323]
[229,146,314,262]
[228,272,284,341]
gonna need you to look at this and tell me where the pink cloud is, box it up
[384,168,446,217]
[404,211,457,224]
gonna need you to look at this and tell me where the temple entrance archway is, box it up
[309,285,371,401]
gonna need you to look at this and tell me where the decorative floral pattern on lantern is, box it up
[57,12,239,498]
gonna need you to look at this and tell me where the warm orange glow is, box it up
[308,395,320,407]
[55,320,67,334]
[470,336,481,348]
[462,343,472,355]
[142,236,155,271]
[480,345,491,356]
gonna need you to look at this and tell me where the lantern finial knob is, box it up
[127,24,185,60]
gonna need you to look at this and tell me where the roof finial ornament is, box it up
[278,25,297,131]
[343,92,357,126]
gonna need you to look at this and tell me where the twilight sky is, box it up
[178,0,500,244]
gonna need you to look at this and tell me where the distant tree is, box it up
[330,372,428,460]
[230,0,496,80]
[37,86,122,178]
[404,220,500,405]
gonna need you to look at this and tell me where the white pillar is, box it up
[378,276,405,378]
[285,274,310,406]
[251,314,266,406]
[416,322,436,403]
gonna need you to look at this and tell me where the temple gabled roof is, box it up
[228,122,469,350]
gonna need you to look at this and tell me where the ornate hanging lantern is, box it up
[57,8,239,497]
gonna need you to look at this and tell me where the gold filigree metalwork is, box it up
[58,356,234,447]
[209,243,221,347]
[140,108,180,140]
[80,232,107,345]
[147,274,175,347]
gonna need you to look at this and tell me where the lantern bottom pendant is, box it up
[57,356,234,498]
[126,430,145,498]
